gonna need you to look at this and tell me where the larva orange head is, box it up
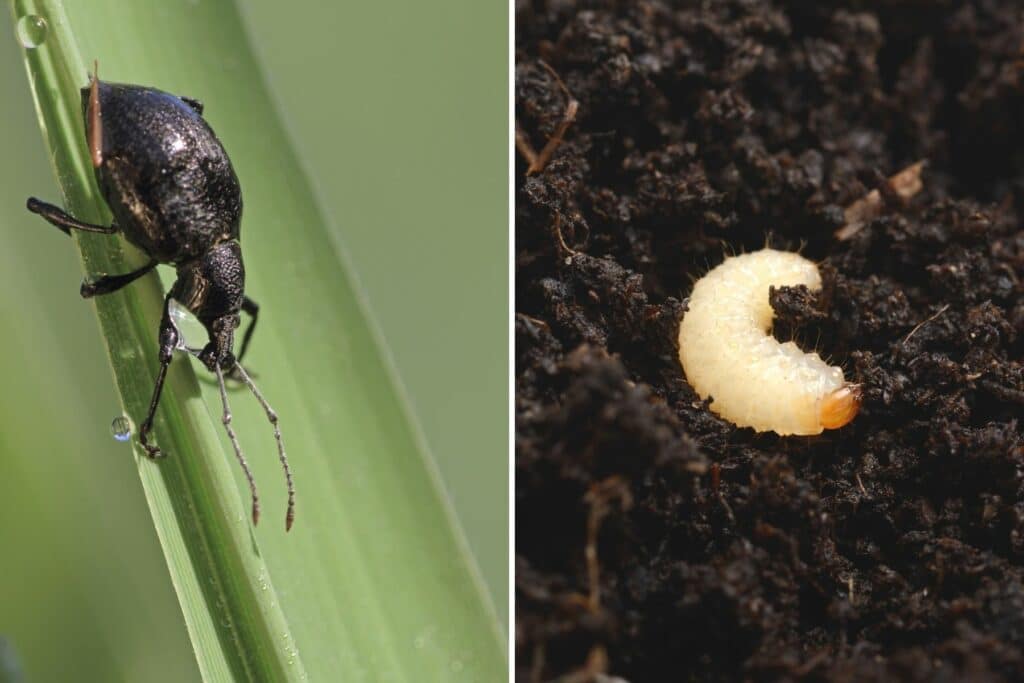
[819,384,862,430]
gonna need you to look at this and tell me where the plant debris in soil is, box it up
[515,1,1024,681]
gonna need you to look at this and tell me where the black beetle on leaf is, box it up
[27,64,294,530]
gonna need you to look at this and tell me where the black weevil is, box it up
[27,65,294,530]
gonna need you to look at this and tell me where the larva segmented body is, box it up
[678,249,860,435]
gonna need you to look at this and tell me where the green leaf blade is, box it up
[11,2,307,680]
[10,0,505,680]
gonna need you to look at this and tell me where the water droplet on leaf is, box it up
[16,15,47,48]
[111,415,133,442]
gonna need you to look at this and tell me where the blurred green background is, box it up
[0,1,506,680]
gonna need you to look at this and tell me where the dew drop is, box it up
[16,15,47,49]
[111,415,133,442]
[168,298,205,350]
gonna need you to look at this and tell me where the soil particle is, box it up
[516,1,1024,681]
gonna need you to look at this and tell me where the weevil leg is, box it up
[180,96,204,115]
[138,294,178,459]
[237,296,260,363]
[81,260,158,298]
[26,198,117,235]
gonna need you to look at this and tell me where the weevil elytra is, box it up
[27,64,294,530]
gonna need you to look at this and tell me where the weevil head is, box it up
[170,241,246,370]
[197,315,240,372]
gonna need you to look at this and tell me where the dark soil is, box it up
[515,1,1024,681]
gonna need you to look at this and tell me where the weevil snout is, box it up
[198,344,236,373]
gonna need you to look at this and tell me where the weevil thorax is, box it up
[173,240,246,370]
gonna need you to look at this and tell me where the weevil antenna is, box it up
[234,362,296,531]
[214,362,261,526]
[88,59,103,168]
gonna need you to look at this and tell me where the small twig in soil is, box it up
[902,303,951,346]
[552,213,578,255]
[531,642,547,683]
[549,646,610,683]
[836,161,926,240]
[540,478,628,683]
[515,126,540,169]
[979,379,1024,406]
[583,477,632,612]
[792,650,832,677]
[709,462,735,522]
[520,313,552,332]
[516,61,580,176]
[855,472,870,498]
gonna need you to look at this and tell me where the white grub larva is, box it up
[678,248,861,436]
